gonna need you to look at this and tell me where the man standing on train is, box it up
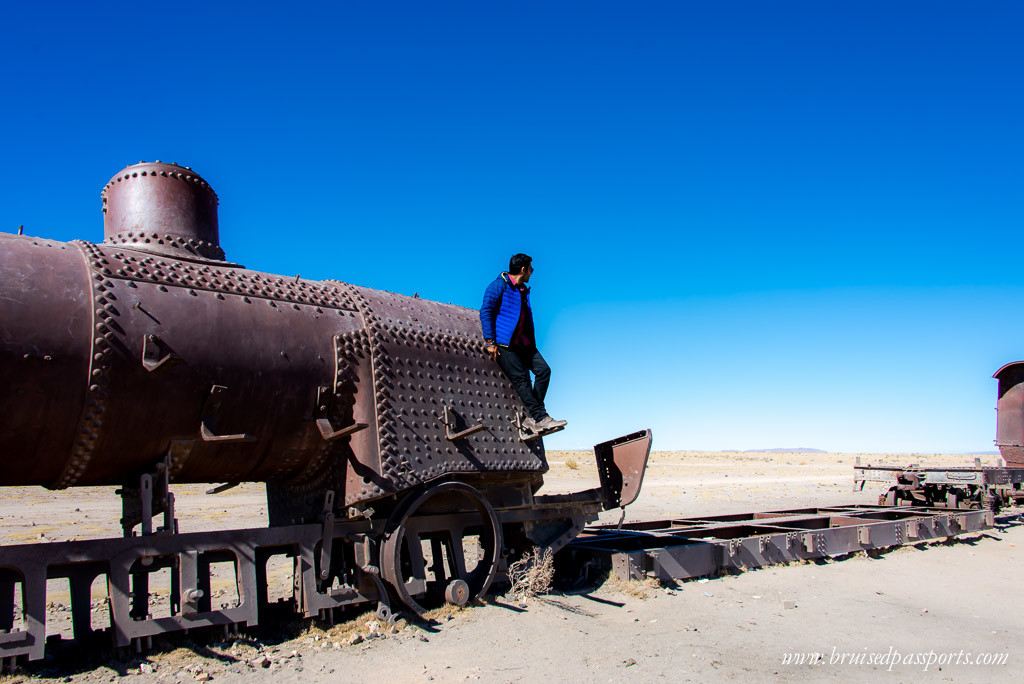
[480,253,567,433]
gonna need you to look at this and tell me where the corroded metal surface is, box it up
[993,361,1024,467]
[595,430,652,510]
[0,236,92,484]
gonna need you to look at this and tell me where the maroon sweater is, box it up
[509,280,535,350]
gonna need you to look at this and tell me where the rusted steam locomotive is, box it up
[0,162,651,662]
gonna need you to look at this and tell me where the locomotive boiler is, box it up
[0,162,651,662]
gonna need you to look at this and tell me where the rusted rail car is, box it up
[855,363,1024,512]
[0,162,651,663]
[854,460,1024,511]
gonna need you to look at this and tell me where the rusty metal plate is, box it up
[0,234,93,484]
[595,429,652,509]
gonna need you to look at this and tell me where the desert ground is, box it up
[0,450,1019,682]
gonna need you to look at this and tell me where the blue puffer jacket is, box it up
[480,273,531,347]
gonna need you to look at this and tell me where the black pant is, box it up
[497,347,551,421]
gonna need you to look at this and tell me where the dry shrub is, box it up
[565,459,579,470]
[507,547,555,600]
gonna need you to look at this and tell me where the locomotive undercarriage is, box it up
[0,430,651,665]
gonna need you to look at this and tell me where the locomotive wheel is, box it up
[380,482,502,614]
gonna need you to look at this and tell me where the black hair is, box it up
[508,253,532,275]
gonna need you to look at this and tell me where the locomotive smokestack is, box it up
[101,161,225,261]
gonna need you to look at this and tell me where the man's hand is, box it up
[486,344,499,361]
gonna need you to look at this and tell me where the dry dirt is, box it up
[1,450,1019,682]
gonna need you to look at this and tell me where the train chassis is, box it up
[854,458,1024,512]
[0,431,651,665]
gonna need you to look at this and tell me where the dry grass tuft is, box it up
[507,547,555,600]
[421,601,474,622]
[565,458,579,470]
[308,609,383,643]
[604,571,662,599]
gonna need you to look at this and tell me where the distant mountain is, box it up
[742,447,828,454]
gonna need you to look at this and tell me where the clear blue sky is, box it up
[3,2,1022,452]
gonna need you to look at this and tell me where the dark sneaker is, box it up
[535,416,567,430]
